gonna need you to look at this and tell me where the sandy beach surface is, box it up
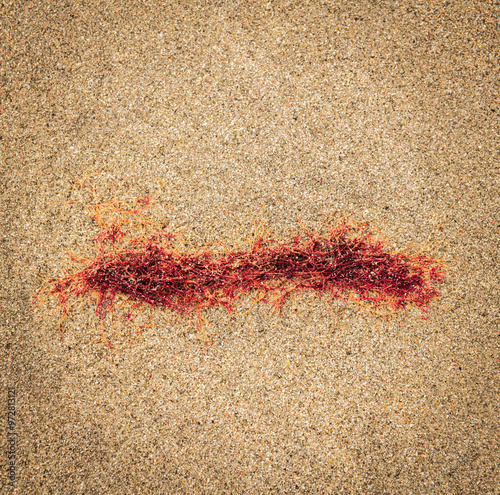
[1,1,499,493]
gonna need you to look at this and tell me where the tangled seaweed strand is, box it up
[48,221,444,334]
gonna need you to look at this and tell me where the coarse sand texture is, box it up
[2,1,499,494]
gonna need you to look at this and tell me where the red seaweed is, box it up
[47,219,444,336]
